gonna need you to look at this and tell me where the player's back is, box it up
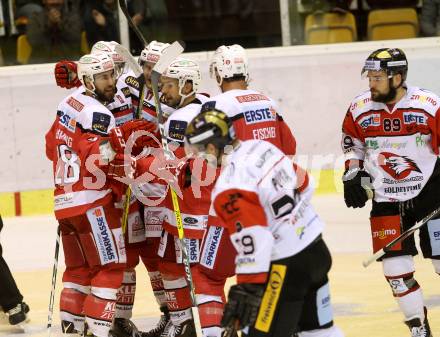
[213,139,323,260]
[203,89,296,155]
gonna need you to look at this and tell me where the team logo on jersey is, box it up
[67,97,84,112]
[378,152,422,180]
[244,107,276,124]
[221,192,242,214]
[403,112,427,125]
[168,120,187,142]
[92,112,111,135]
[58,110,77,132]
[358,113,380,129]
[342,135,355,151]
[122,87,131,98]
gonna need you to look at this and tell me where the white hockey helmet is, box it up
[77,53,115,94]
[210,44,249,86]
[91,41,126,78]
[139,40,170,66]
[162,57,202,107]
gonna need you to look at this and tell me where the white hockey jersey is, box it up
[211,140,324,284]
[342,85,440,202]
[202,89,296,155]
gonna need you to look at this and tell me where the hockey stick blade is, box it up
[362,206,440,268]
[114,44,142,77]
[152,41,185,75]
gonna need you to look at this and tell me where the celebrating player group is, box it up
[42,23,439,337]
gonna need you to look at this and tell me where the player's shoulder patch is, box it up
[201,100,217,113]
[122,86,131,98]
[125,75,140,89]
[168,119,188,142]
[92,111,112,135]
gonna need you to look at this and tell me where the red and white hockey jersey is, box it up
[212,140,323,284]
[132,94,212,239]
[342,85,440,202]
[161,94,213,239]
[45,90,116,219]
[108,70,136,126]
[202,89,296,155]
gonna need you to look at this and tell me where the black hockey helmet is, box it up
[362,48,408,81]
[185,108,236,152]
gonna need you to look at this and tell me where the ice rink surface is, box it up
[0,194,438,336]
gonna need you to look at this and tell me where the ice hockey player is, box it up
[202,44,296,156]
[52,40,173,337]
[341,48,440,337]
[188,44,299,337]
[185,108,344,337]
[45,52,150,337]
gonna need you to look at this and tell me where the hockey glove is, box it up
[54,60,81,89]
[109,119,160,154]
[221,283,265,331]
[342,167,373,208]
[107,153,137,182]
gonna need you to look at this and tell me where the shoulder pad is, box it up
[408,87,439,114]
[168,119,187,142]
[122,87,131,98]
[91,111,112,135]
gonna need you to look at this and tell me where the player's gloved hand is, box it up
[109,119,160,154]
[221,283,265,331]
[54,60,81,89]
[107,153,137,182]
[342,167,373,208]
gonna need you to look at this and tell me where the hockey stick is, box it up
[362,205,440,268]
[117,0,148,234]
[118,51,146,234]
[150,41,203,336]
[114,44,142,77]
[118,0,148,47]
[47,225,61,334]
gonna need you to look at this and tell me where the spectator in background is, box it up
[27,0,82,63]
[83,0,119,46]
[127,0,147,54]
[0,215,30,326]
[14,0,43,34]
[421,0,440,36]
